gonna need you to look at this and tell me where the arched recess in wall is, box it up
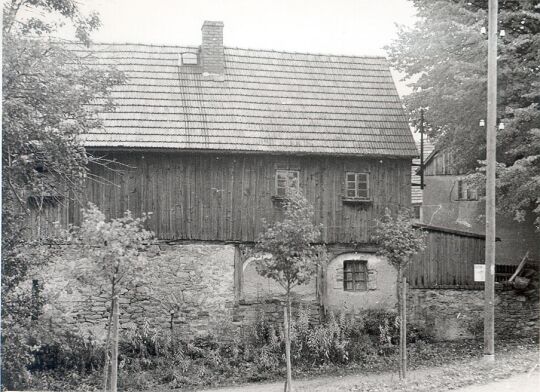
[324,252,397,313]
[241,256,316,303]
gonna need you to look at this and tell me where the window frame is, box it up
[275,169,300,197]
[345,172,370,200]
[343,260,368,292]
[456,179,478,201]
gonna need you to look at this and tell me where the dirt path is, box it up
[452,370,540,392]
[199,363,539,392]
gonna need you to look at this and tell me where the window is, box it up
[343,260,368,291]
[345,172,369,199]
[275,170,299,197]
[456,179,478,201]
[27,194,63,209]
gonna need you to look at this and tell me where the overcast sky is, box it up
[64,0,418,96]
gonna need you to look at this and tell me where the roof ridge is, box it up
[61,40,199,50]
[224,46,386,60]
[60,39,386,59]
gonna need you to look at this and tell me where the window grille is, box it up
[275,170,299,197]
[456,179,478,200]
[343,260,368,291]
[345,172,369,199]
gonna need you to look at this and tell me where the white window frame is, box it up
[275,170,300,197]
[345,172,370,199]
[456,179,478,201]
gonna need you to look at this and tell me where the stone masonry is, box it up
[36,243,236,340]
[407,287,540,341]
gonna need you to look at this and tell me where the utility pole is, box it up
[484,0,498,361]
[419,109,425,190]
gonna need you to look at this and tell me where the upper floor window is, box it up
[456,179,478,201]
[343,260,368,291]
[345,172,369,199]
[275,170,299,197]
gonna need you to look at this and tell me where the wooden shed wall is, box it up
[407,230,485,288]
[424,150,460,176]
[34,151,411,244]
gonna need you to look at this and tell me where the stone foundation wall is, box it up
[233,298,321,326]
[407,287,540,341]
[36,243,236,340]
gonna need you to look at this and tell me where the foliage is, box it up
[2,2,124,387]
[372,209,426,270]
[253,189,326,389]
[373,209,426,378]
[68,203,154,297]
[21,307,540,391]
[15,308,432,390]
[254,189,325,291]
[1,320,105,391]
[386,0,540,228]
[2,0,124,216]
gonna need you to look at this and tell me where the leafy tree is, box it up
[2,0,123,387]
[253,189,326,392]
[69,204,154,392]
[373,209,426,379]
[386,0,540,228]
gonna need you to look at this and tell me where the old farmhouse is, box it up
[34,20,418,335]
[34,22,537,342]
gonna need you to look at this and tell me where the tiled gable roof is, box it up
[76,43,417,157]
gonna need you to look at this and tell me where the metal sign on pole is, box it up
[484,0,498,361]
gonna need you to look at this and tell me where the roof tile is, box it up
[76,43,417,157]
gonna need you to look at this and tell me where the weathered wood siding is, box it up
[424,150,459,176]
[33,151,411,243]
[407,230,485,288]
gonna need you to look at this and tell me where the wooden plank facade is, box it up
[407,229,485,288]
[36,151,412,244]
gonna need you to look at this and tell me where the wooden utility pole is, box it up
[419,109,425,190]
[484,0,498,361]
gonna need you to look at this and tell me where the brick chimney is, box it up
[201,21,224,76]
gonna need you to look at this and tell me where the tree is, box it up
[373,209,426,379]
[253,189,326,392]
[386,0,540,229]
[70,204,154,392]
[3,0,124,213]
[2,1,124,387]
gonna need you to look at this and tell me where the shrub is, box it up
[10,308,436,390]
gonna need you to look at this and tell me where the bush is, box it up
[7,308,436,390]
[1,319,105,391]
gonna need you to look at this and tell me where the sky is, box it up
[67,0,418,96]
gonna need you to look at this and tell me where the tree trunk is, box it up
[397,265,405,379]
[110,295,119,392]
[284,292,293,392]
[102,299,113,392]
[401,275,407,379]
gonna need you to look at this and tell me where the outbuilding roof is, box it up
[77,43,417,157]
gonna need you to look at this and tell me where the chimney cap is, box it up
[202,20,224,28]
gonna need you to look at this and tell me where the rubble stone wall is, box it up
[36,243,236,340]
[407,287,540,341]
